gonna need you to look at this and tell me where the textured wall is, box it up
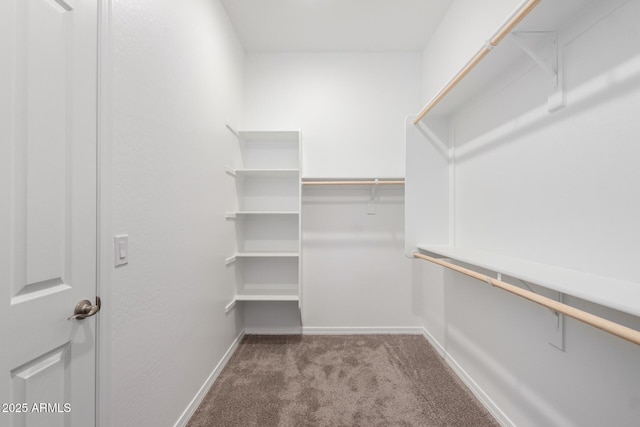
[108,1,244,425]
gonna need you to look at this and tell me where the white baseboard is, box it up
[419,328,514,427]
[244,327,302,335]
[174,329,245,427]
[302,326,425,335]
[243,326,425,335]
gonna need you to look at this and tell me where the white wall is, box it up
[421,0,520,100]
[302,186,421,331]
[242,53,421,332]
[107,1,244,426]
[416,0,640,426]
[244,52,422,178]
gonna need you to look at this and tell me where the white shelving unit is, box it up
[227,130,302,305]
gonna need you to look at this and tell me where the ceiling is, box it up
[221,0,453,52]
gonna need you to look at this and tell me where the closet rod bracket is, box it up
[368,179,379,215]
[510,31,564,112]
[518,278,565,351]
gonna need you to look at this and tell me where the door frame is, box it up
[97,0,113,426]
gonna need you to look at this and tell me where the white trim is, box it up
[244,327,303,335]
[302,326,425,335]
[96,0,113,426]
[419,328,514,427]
[173,330,246,427]
[242,326,426,335]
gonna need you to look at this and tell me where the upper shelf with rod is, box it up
[413,0,597,123]
[302,178,405,186]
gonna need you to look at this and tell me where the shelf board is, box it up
[235,252,299,258]
[235,288,299,302]
[235,169,299,178]
[417,245,640,317]
[234,211,299,215]
[238,130,300,141]
[302,176,404,181]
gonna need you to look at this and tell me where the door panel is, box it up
[11,344,71,427]
[14,0,72,303]
[1,0,98,425]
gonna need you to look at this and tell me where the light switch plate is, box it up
[114,235,129,267]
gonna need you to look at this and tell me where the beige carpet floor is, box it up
[187,335,498,427]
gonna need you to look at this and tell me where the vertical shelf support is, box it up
[511,31,564,112]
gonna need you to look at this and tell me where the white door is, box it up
[0,0,99,426]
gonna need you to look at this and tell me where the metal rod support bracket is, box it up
[368,179,379,215]
[511,31,564,112]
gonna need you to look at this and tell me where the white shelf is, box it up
[235,252,299,258]
[302,176,405,181]
[233,211,299,215]
[234,214,299,253]
[237,173,299,212]
[238,130,300,141]
[235,169,299,178]
[417,245,640,317]
[235,288,299,302]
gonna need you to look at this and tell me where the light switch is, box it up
[114,235,129,267]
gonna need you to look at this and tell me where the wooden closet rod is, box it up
[412,251,640,346]
[302,180,404,186]
[412,0,541,125]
